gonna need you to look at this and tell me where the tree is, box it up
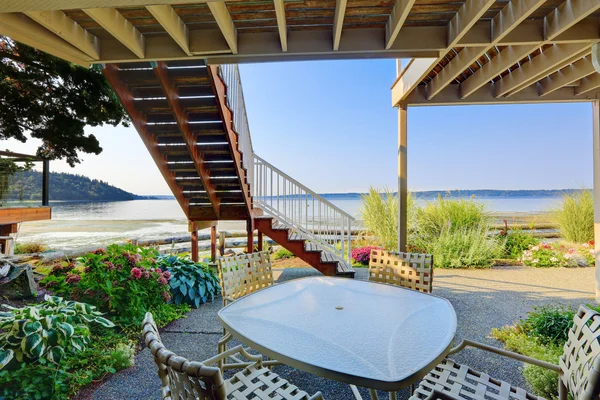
[0,38,130,166]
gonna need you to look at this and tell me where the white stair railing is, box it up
[217,64,254,188]
[217,64,354,265]
[253,155,354,264]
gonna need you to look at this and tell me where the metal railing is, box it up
[252,155,354,264]
[217,64,354,265]
[217,64,254,187]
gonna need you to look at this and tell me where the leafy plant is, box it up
[351,246,380,265]
[272,247,294,260]
[0,295,114,370]
[41,244,171,326]
[155,255,221,308]
[521,242,594,268]
[502,228,540,259]
[518,305,575,346]
[554,190,594,243]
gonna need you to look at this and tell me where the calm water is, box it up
[16,196,561,250]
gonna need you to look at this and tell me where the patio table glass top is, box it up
[218,276,457,391]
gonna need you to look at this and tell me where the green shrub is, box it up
[554,190,594,243]
[0,295,114,370]
[155,254,221,308]
[492,325,563,400]
[272,247,294,260]
[426,225,503,268]
[519,305,575,346]
[14,240,48,254]
[502,229,540,259]
[361,187,414,251]
[42,244,171,326]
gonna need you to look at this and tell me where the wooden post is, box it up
[257,230,263,251]
[593,101,600,302]
[219,231,225,255]
[211,225,217,262]
[398,103,408,252]
[42,159,50,206]
[189,221,198,262]
[246,219,254,253]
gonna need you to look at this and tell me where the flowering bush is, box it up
[41,244,171,325]
[521,242,594,268]
[351,246,380,265]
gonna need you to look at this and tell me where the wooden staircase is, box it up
[103,61,354,277]
[255,216,355,277]
[102,60,252,222]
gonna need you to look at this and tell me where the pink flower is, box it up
[153,268,162,274]
[142,269,150,279]
[93,248,106,255]
[568,248,576,254]
[157,276,168,285]
[130,267,143,279]
[105,262,116,271]
[162,291,171,302]
[162,271,172,279]
[65,273,81,284]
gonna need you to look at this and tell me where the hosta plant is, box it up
[155,255,221,308]
[0,295,114,370]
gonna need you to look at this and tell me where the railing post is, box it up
[42,159,50,206]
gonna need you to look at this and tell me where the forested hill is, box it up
[7,171,136,201]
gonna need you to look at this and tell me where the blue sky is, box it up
[5,59,595,194]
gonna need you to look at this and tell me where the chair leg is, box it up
[388,392,397,400]
[369,389,379,400]
[350,385,363,400]
[410,384,415,395]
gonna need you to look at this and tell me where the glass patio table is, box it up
[217,276,457,398]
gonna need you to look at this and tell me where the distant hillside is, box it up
[6,171,136,201]
[319,189,587,200]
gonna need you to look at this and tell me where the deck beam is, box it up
[84,7,145,58]
[539,57,596,96]
[207,2,237,54]
[273,0,287,52]
[146,5,191,56]
[577,73,600,95]
[333,0,348,51]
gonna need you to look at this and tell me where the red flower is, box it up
[162,291,171,302]
[105,262,116,271]
[130,267,143,279]
[142,269,150,279]
[163,271,172,279]
[590,240,595,246]
[93,248,106,255]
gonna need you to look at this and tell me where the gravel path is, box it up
[89,266,595,400]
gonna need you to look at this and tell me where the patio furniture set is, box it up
[141,249,600,400]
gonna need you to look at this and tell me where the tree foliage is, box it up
[0,38,129,166]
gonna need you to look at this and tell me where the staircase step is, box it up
[178,85,215,97]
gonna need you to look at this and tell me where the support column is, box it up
[257,230,263,251]
[210,225,217,262]
[593,101,600,302]
[398,104,408,252]
[246,219,254,253]
[189,221,198,262]
[42,159,50,206]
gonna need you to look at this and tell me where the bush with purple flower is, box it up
[351,246,381,265]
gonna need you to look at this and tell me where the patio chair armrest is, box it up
[448,339,560,372]
[223,296,236,305]
[203,344,263,366]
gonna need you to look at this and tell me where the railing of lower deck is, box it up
[252,154,354,264]
[217,64,254,188]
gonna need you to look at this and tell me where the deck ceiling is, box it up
[2,1,600,105]
[389,0,600,106]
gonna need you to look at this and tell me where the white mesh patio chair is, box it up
[411,305,600,400]
[217,251,277,370]
[368,249,433,293]
[142,312,324,400]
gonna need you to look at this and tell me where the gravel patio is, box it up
[88,266,595,400]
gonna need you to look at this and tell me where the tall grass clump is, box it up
[553,190,593,243]
[410,196,502,268]
[360,187,413,250]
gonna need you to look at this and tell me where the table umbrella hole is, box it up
[335,306,344,310]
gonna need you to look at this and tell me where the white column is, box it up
[593,100,600,302]
[398,104,408,252]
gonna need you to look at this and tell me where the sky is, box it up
[4,59,595,195]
